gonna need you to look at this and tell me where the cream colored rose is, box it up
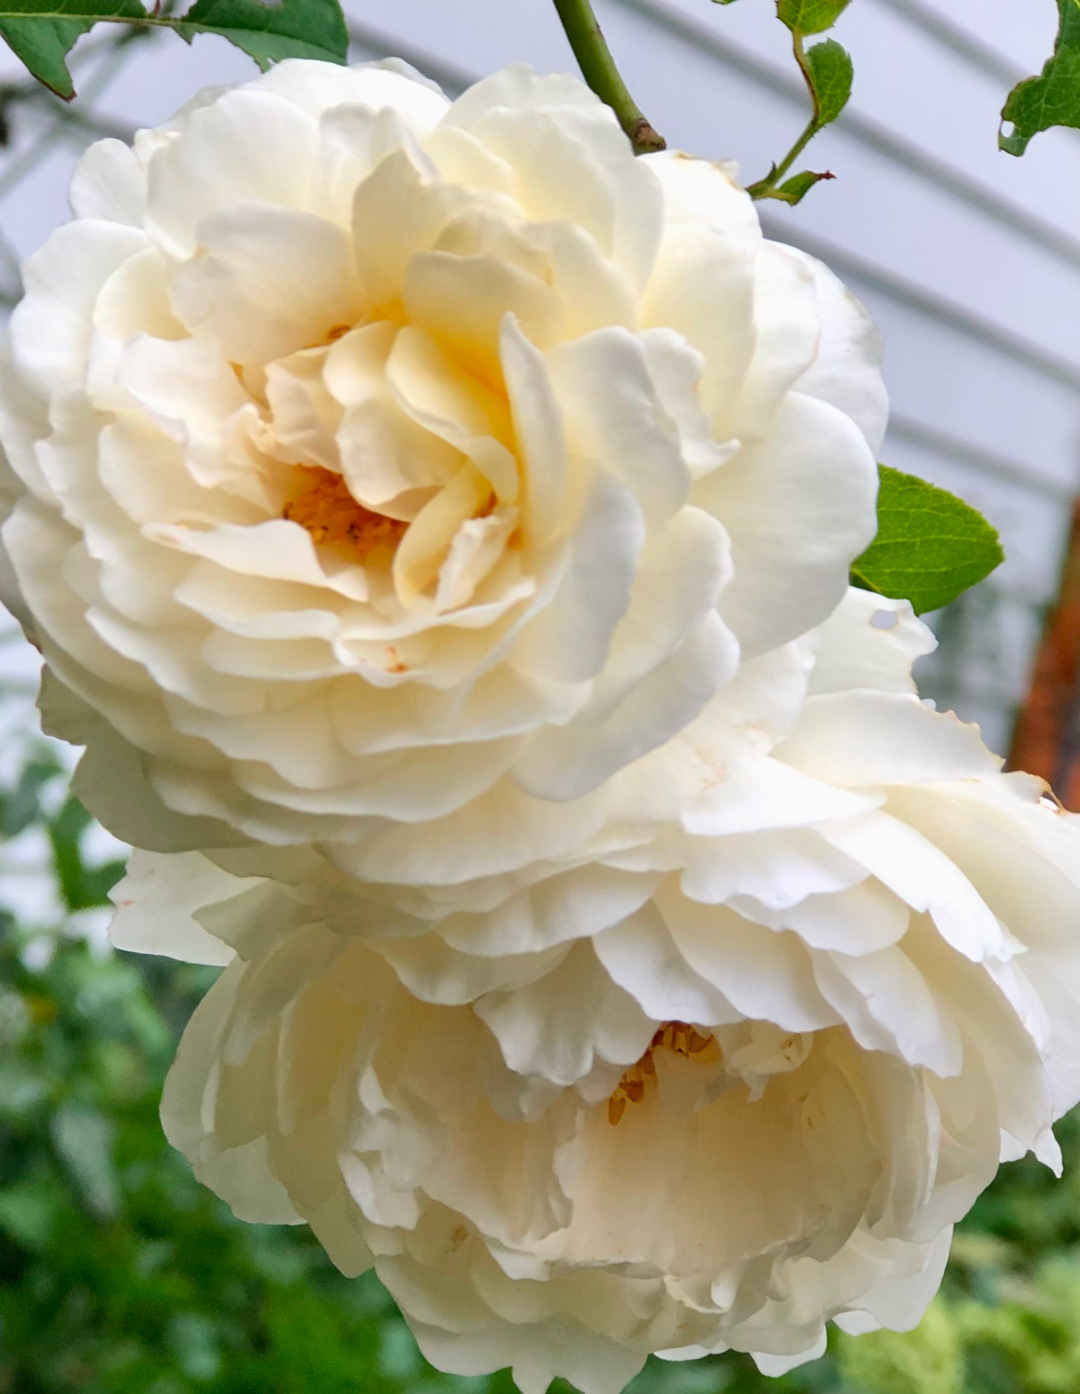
[111,594,1080,1392]
[0,59,879,850]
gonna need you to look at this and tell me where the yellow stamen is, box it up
[623,1075,646,1105]
[283,465,404,561]
[607,1021,719,1125]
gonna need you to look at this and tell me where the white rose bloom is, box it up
[111,590,1080,1392]
[0,58,880,851]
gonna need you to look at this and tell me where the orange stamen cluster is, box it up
[607,1021,718,1126]
[283,465,405,560]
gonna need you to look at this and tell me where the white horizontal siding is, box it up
[899,0,1062,73]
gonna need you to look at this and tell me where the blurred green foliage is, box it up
[0,749,1078,1394]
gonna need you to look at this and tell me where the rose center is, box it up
[283,465,405,560]
[607,1021,719,1126]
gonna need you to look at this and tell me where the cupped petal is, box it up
[328,321,460,505]
[696,392,878,657]
[232,731,523,822]
[258,56,449,128]
[546,327,692,521]
[350,147,467,308]
[93,246,187,343]
[809,589,936,698]
[170,202,364,365]
[444,66,663,291]
[510,469,643,686]
[145,89,322,255]
[884,779,1080,1117]
[815,808,1011,963]
[476,940,654,1089]
[40,674,242,854]
[264,346,342,471]
[386,324,516,500]
[787,247,889,452]
[638,328,738,480]
[109,849,240,966]
[809,942,961,1076]
[315,101,423,226]
[70,137,146,226]
[717,239,820,443]
[393,461,494,605]
[10,220,148,396]
[760,879,909,955]
[777,692,1000,789]
[399,1298,648,1394]
[570,505,734,728]
[678,826,868,909]
[641,151,758,424]
[438,863,661,958]
[159,960,305,1224]
[513,610,736,801]
[113,334,250,455]
[594,902,742,1027]
[0,336,51,500]
[500,314,567,543]
[405,246,563,373]
[377,930,568,1007]
[661,893,841,1034]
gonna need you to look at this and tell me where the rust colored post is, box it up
[1009,496,1080,806]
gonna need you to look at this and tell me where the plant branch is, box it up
[551,0,665,154]
[747,34,820,200]
[764,116,817,185]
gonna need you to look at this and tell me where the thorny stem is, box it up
[551,0,665,154]
[747,33,821,200]
[745,115,818,198]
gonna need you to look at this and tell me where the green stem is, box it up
[746,114,818,198]
[746,33,819,199]
[551,0,665,154]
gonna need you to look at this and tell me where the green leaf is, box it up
[804,36,853,124]
[771,168,835,204]
[0,1,144,98]
[47,793,125,911]
[47,793,94,911]
[174,0,348,70]
[777,0,851,37]
[0,0,348,100]
[748,3,852,206]
[850,466,1004,615]
[999,0,1080,155]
